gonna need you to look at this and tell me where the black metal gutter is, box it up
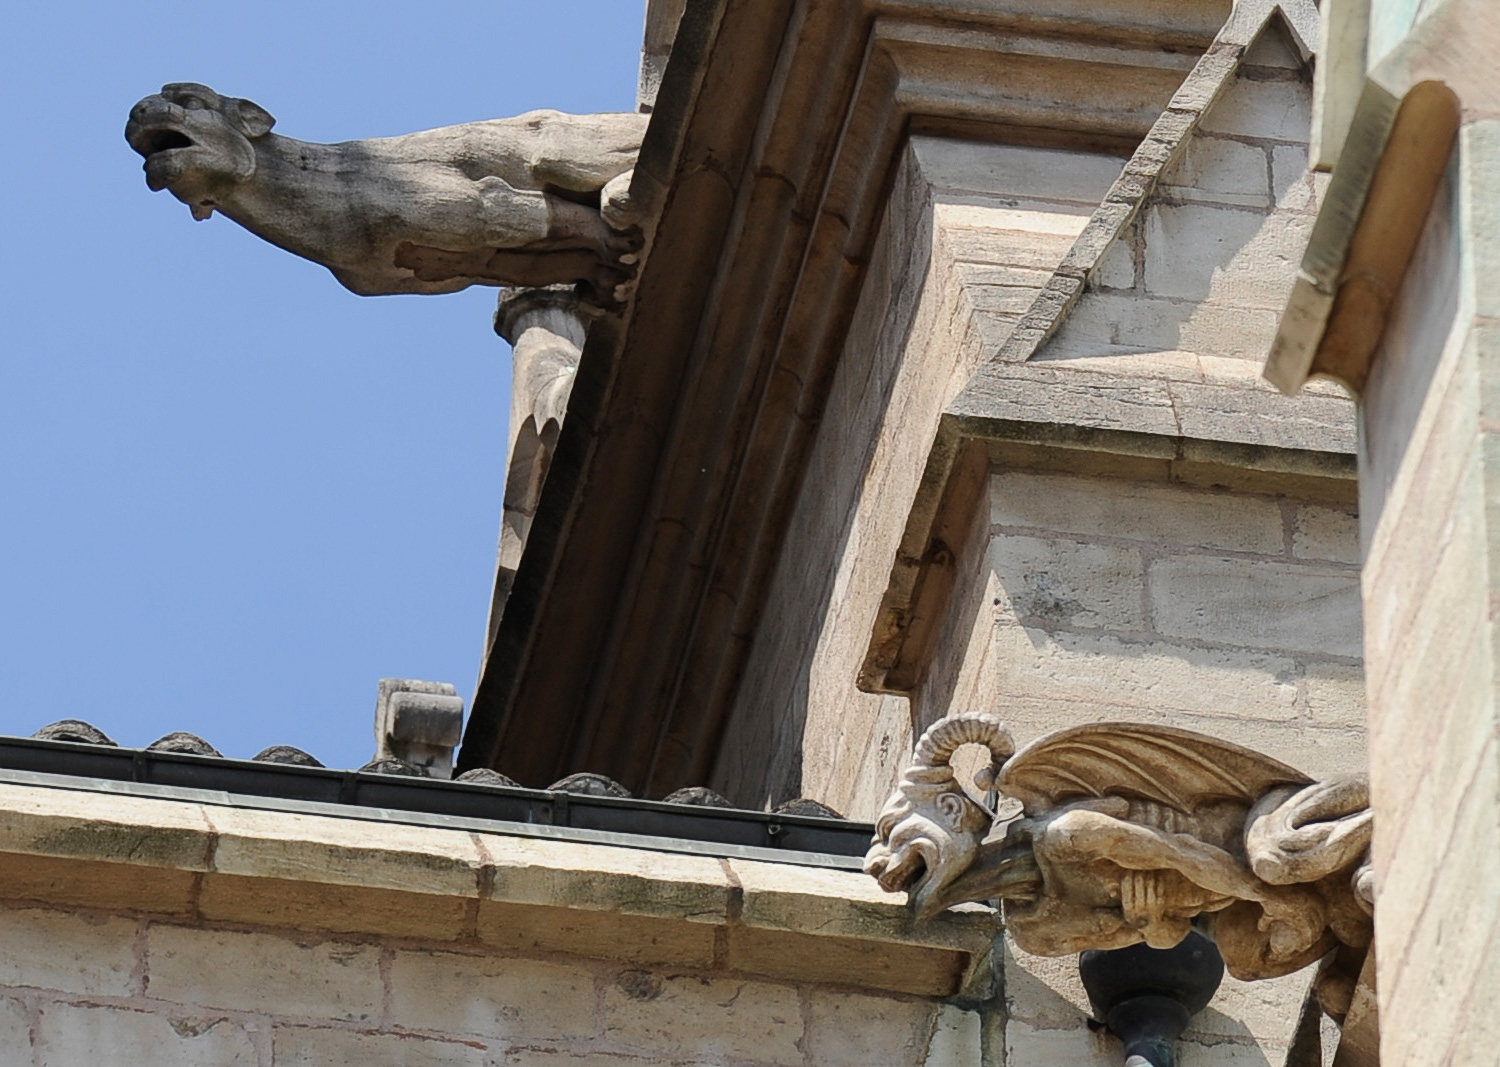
[0,736,873,869]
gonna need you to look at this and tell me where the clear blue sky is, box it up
[0,3,644,769]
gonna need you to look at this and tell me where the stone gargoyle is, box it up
[125,83,647,301]
[866,714,1374,1016]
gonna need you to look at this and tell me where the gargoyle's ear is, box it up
[232,98,275,138]
[936,791,969,830]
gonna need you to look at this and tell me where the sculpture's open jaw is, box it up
[865,839,955,920]
[134,128,195,156]
[867,846,928,897]
[125,121,199,191]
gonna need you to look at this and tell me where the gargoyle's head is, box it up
[864,714,1015,920]
[125,83,275,220]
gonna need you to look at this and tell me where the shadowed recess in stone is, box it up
[548,772,631,797]
[32,720,116,746]
[252,745,324,767]
[147,732,222,757]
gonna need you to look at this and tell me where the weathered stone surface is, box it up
[1197,74,1312,141]
[477,833,732,921]
[724,925,974,999]
[1093,229,1137,289]
[0,997,29,1062]
[476,900,718,970]
[1379,742,1500,1067]
[921,1004,983,1067]
[487,287,590,650]
[272,1027,489,1067]
[914,138,1125,206]
[388,950,595,1041]
[1160,135,1272,208]
[987,535,1144,630]
[987,623,1302,723]
[125,82,646,299]
[991,471,1286,553]
[1005,1019,1116,1067]
[373,678,464,779]
[1046,293,1284,362]
[804,989,938,1067]
[198,875,471,941]
[1148,556,1363,658]
[34,1004,257,1067]
[602,973,803,1066]
[1292,504,1361,563]
[146,926,383,1021]
[0,854,198,917]
[1300,661,1368,729]
[0,907,136,996]
[1142,203,1314,308]
[1272,143,1323,212]
[499,1050,657,1067]
[203,805,485,900]
[0,782,213,872]
[1243,22,1307,70]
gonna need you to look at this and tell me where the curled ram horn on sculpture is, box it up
[867,714,1375,1016]
[863,714,1017,920]
[124,82,648,302]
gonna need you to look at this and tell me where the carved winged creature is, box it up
[125,83,647,301]
[866,715,1373,987]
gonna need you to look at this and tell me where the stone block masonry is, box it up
[0,902,976,1066]
[919,463,1366,1067]
[0,782,996,1065]
[1352,122,1500,1067]
[948,469,1367,779]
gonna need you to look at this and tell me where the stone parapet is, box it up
[0,777,993,1003]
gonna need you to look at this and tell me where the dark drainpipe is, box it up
[1078,930,1225,1067]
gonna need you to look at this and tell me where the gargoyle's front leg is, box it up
[1038,810,1326,952]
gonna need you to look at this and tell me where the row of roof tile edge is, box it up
[26,718,842,816]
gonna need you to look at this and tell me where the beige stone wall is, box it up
[713,136,1124,813]
[923,465,1366,780]
[0,902,979,1067]
[1045,24,1326,376]
[0,781,996,1066]
[898,458,1362,1065]
[1356,123,1500,1067]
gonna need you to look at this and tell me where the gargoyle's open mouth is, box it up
[138,129,195,157]
[868,848,928,895]
[127,120,196,160]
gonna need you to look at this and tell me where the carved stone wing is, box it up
[996,723,1312,815]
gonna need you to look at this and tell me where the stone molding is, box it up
[0,778,994,1000]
